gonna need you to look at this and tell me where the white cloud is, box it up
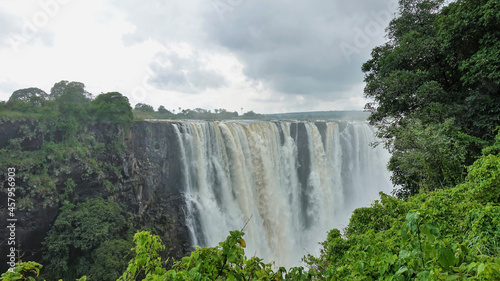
[0,0,398,113]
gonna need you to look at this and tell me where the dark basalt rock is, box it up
[0,120,191,273]
[290,122,312,229]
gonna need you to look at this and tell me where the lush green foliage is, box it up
[42,198,132,280]
[2,120,500,281]
[0,122,126,210]
[117,230,313,280]
[0,83,136,280]
[132,105,265,121]
[134,103,155,113]
[3,0,500,275]
[363,0,500,196]
[5,140,499,280]
[304,137,500,280]
[0,261,87,281]
[0,80,135,208]
[1,80,265,122]
[1,80,134,130]
[91,92,134,126]
[8,87,49,108]
[387,118,485,198]
[2,230,314,280]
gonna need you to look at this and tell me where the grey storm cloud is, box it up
[148,51,226,93]
[111,0,397,100]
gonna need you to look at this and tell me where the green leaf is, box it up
[395,266,408,276]
[438,248,457,270]
[477,263,485,276]
[421,223,439,242]
[405,211,420,233]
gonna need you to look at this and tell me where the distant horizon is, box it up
[1,89,370,115]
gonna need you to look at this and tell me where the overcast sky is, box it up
[0,0,398,114]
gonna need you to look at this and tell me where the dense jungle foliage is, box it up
[0,81,133,210]
[362,0,500,198]
[3,136,499,280]
[1,0,499,280]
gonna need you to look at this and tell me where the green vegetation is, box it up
[116,230,314,280]
[1,80,133,128]
[132,106,265,121]
[3,133,499,281]
[1,0,499,279]
[0,81,136,279]
[302,137,500,280]
[0,80,265,122]
[0,81,133,209]
[363,0,500,197]
[42,198,132,280]
[92,92,134,127]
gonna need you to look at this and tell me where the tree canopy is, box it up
[134,103,155,112]
[363,0,500,196]
[50,80,93,100]
[92,92,133,126]
[8,87,48,107]
[42,198,131,281]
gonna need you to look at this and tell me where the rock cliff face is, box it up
[0,120,191,272]
[124,121,191,258]
[0,118,393,272]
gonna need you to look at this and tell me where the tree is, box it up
[362,0,449,134]
[157,105,171,114]
[50,80,92,100]
[242,110,262,119]
[50,81,93,140]
[362,0,500,196]
[52,81,92,118]
[42,198,130,280]
[134,103,155,112]
[92,92,133,126]
[8,87,48,107]
[387,119,475,198]
[438,0,500,139]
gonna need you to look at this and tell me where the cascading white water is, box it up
[173,120,392,267]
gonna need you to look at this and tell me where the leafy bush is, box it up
[91,92,133,127]
[304,141,500,280]
[42,198,131,280]
[466,154,500,204]
[118,230,314,281]
[388,119,484,198]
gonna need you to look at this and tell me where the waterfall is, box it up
[173,120,392,267]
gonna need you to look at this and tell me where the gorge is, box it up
[0,119,392,272]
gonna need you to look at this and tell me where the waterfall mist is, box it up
[173,120,392,267]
